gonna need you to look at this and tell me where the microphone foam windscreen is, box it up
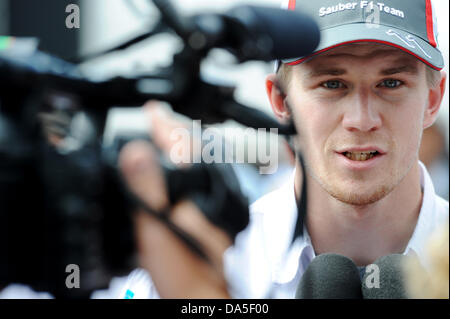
[362,254,410,299]
[225,5,320,60]
[296,253,362,299]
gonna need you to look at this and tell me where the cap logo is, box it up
[319,1,405,19]
[364,3,381,28]
[283,0,444,70]
[386,29,432,58]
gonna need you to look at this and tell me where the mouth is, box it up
[335,147,386,171]
[341,150,381,161]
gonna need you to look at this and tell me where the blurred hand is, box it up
[119,102,232,298]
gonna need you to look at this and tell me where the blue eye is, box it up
[379,79,403,88]
[322,80,345,89]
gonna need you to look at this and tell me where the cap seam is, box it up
[285,39,443,71]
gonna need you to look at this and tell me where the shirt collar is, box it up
[272,161,442,284]
[403,161,439,259]
[271,168,314,284]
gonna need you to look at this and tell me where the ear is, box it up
[266,74,291,122]
[423,70,447,129]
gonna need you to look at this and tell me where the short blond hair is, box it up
[403,220,449,299]
[426,66,442,88]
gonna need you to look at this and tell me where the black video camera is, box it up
[0,0,319,298]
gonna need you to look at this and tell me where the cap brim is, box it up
[282,23,444,70]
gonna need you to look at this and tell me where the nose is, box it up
[342,88,382,132]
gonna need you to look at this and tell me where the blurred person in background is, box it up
[419,116,449,200]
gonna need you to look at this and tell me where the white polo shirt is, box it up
[223,161,449,299]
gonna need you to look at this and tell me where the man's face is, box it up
[286,43,430,206]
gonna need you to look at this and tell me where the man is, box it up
[118,0,448,298]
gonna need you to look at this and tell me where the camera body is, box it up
[0,86,250,298]
[0,89,139,298]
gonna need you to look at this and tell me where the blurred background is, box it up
[0,0,448,200]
